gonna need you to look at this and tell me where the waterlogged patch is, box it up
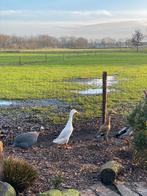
[71,88,112,95]
[0,100,13,106]
[70,76,117,95]
[0,99,68,107]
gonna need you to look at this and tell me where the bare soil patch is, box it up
[0,109,146,195]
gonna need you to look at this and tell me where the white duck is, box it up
[53,109,79,149]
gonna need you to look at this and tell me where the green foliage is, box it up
[3,156,38,192]
[134,129,147,151]
[127,99,147,132]
[51,175,64,189]
[39,189,80,196]
[62,189,80,196]
[39,189,62,196]
[127,95,147,167]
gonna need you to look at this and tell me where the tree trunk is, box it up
[100,160,122,185]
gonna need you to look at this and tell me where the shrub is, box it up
[133,129,147,168]
[3,156,38,192]
[127,100,147,132]
[127,93,147,167]
[134,129,147,151]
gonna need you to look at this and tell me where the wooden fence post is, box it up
[102,71,107,124]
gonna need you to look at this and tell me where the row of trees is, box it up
[0,35,89,49]
[0,30,145,51]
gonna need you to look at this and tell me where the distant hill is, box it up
[1,20,147,39]
[52,20,147,40]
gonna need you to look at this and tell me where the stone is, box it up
[0,181,16,196]
[38,189,62,196]
[62,189,80,196]
[80,189,96,196]
[133,182,147,196]
[116,184,139,196]
[136,187,147,196]
[90,184,98,191]
[95,182,120,196]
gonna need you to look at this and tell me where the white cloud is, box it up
[0,9,112,21]
[0,10,24,16]
[1,9,147,24]
[0,9,112,17]
[0,9,147,16]
[61,10,112,16]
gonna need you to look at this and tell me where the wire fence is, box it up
[0,51,146,127]
[1,49,147,66]
[0,52,104,65]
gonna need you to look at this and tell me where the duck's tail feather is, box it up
[115,127,130,138]
[53,137,67,144]
[96,133,105,139]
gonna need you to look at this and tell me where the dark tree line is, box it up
[0,30,145,50]
[0,35,89,49]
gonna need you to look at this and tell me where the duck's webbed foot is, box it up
[63,143,72,149]
[123,138,130,147]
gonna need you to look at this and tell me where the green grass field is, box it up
[0,49,147,118]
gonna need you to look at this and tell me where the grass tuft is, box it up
[3,156,38,192]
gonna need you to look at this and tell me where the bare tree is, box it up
[131,30,144,52]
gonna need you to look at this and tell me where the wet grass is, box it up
[0,49,147,118]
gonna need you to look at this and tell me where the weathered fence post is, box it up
[102,71,107,124]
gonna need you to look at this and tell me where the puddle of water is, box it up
[71,89,112,95]
[68,76,117,87]
[0,100,13,106]
[70,76,117,95]
[0,76,117,106]
[76,76,117,87]
[0,99,67,107]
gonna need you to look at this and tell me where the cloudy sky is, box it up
[0,0,147,38]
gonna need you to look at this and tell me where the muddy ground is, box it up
[0,107,146,195]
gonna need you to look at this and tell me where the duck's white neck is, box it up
[67,112,74,124]
[35,131,40,136]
